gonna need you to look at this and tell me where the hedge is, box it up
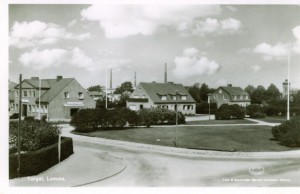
[271,118,300,147]
[9,137,73,179]
[215,104,245,120]
[246,104,266,118]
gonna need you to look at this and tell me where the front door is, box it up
[22,104,27,117]
[70,108,79,117]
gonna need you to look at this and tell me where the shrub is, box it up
[10,113,19,119]
[9,137,73,179]
[138,109,154,127]
[196,102,217,114]
[271,118,300,147]
[9,120,60,153]
[215,104,245,120]
[246,104,266,118]
[70,109,99,132]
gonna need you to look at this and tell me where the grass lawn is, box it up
[186,119,255,125]
[73,125,300,152]
[254,115,300,123]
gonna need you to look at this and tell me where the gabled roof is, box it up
[9,80,17,91]
[216,86,250,102]
[38,78,74,102]
[139,82,195,103]
[15,79,58,89]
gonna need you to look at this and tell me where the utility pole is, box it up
[105,68,108,109]
[175,90,179,147]
[287,42,291,121]
[17,74,22,177]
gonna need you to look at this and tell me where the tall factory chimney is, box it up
[164,63,167,83]
[134,71,137,87]
[110,68,112,89]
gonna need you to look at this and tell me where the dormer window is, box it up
[79,92,84,99]
[64,92,69,99]
[181,95,187,100]
[161,95,167,100]
[173,96,177,100]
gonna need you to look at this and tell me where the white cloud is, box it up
[10,21,91,48]
[18,47,131,72]
[68,19,77,27]
[178,18,242,37]
[250,65,261,72]
[19,48,68,69]
[253,42,287,61]
[292,26,300,54]
[173,48,221,79]
[81,5,221,39]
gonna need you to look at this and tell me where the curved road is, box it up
[61,124,300,187]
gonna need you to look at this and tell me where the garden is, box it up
[9,118,73,179]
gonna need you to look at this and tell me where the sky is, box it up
[8,4,300,91]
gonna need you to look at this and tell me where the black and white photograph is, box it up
[2,0,300,193]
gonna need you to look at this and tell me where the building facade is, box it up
[127,82,196,115]
[10,76,96,120]
[211,84,251,108]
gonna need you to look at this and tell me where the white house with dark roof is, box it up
[211,84,251,108]
[127,82,196,114]
[11,76,96,120]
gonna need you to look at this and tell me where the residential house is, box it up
[211,84,251,108]
[127,82,196,114]
[9,80,17,115]
[11,76,96,120]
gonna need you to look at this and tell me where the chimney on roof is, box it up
[110,68,112,89]
[227,84,232,87]
[31,77,39,80]
[164,63,167,83]
[56,76,63,81]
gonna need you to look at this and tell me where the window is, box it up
[219,90,222,94]
[23,91,27,97]
[223,95,227,100]
[237,95,240,100]
[181,95,187,100]
[44,105,48,113]
[16,91,18,97]
[173,96,177,100]
[32,105,36,112]
[29,105,32,112]
[64,92,69,99]
[233,95,237,100]
[16,104,18,110]
[32,91,36,97]
[161,95,167,100]
[134,95,139,98]
[79,92,84,99]
[245,95,248,100]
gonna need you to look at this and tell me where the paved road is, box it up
[61,125,300,187]
[10,123,300,187]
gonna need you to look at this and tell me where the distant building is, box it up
[211,84,251,108]
[10,76,96,120]
[282,79,298,99]
[9,80,17,114]
[127,82,196,115]
[88,91,105,101]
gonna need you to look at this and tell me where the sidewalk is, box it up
[9,144,126,187]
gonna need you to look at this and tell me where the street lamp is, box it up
[207,93,212,120]
[175,90,179,147]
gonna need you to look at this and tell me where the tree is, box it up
[199,83,210,102]
[245,85,255,97]
[87,85,102,92]
[116,93,130,107]
[187,85,201,103]
[114,81,134,94]
[266,83,281,99]
[251,85,267,104]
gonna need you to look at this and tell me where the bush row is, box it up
[9,120,60,153]
[196,102,217,114]
[70,107,186,132]
[272,118,300,147]
[215,104,245,120]
[9,137,73,179]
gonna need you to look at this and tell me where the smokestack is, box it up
[164,63,167,83]
[134,71,136,87]
[110,68,112,89]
